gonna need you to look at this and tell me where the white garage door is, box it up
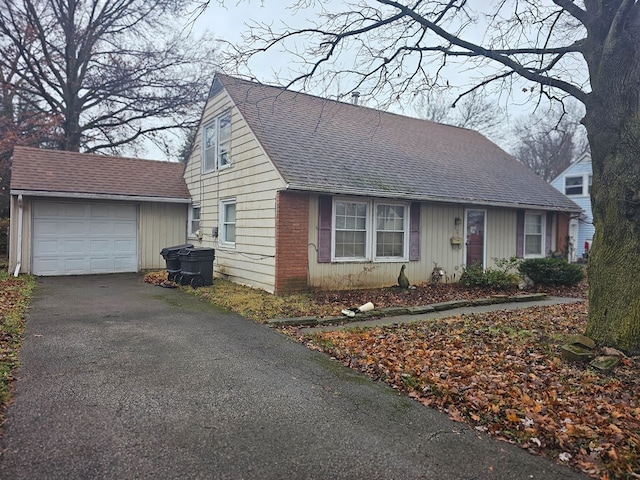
[32,201,138,276]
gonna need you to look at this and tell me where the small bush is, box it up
[518,257,584,286]
[460,258,519,289]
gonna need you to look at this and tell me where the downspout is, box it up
[14,194,23,277]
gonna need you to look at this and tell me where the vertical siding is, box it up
[308,197,523,290]
[485,207,517,268]
[183,88,286,293]
[138,202,188,270]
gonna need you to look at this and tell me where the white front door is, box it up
[568,219,579,263]
[32,201,138,275]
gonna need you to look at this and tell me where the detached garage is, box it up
[9,147,190,276]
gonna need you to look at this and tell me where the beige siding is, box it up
[184,88,286,293]
[138,202,188,270]
[308,196,522,290]
[485,207,518,268]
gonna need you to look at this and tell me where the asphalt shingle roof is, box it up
[10,146,189,201]
[217,74,580,212]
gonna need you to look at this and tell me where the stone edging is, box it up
[267,293,548,327]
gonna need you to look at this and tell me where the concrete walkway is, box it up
[0,274,587,479]
[301,296,585,334]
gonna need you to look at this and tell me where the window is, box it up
[524,213,544,257]
[334,200,368,259]
[220,199,236,245]
[202,110,231,173]
[588,175,592,194]
[332,199,408,261]
[375,204,406,258]
[189,205,201,236]
[565,176,584,195]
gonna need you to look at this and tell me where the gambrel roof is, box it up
[11,146,190,202]
[214,73,580,212]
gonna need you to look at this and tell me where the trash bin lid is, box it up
[178,247,215,258]
[160,243,194,256]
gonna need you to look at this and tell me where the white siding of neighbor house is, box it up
[307,196,520,290]
[183,88,286,293]
[139,202,188,270]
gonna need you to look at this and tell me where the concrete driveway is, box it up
[0,274,586,480]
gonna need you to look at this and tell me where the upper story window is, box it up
[588,175,592,194]
[565,176,584,195]
[332,199,408,261]
[203,110,232,173]
[524,212,544,257]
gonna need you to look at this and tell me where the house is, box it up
[8,147,190,276]
[182,73,582,293]
[550,153,594,262]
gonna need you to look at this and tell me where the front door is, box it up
[465,209,486,267]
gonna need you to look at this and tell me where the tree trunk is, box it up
[582,16,640,354]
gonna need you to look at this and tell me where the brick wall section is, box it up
[274,191,310,294]
[556,212,570,257]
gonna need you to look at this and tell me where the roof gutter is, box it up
[10,190,191,204]
[283,184,582,213]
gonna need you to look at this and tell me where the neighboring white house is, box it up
[550,154,594,262]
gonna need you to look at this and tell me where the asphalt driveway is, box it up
[0,274,586,480]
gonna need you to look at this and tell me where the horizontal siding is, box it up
[184,88,286,292]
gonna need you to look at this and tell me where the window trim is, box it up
[188,204,201,238]
[330,197,409,262]
[219,198,236,247]
[523,211,545,258]
[202,109,232,173]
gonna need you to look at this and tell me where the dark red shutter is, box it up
[409,202,420,261]
[317,195,332,263]
[545,213,553,256]
[516,210,524,258]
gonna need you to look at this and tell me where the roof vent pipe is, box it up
[351,91,360,105]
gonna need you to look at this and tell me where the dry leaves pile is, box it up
[305,302,639,479]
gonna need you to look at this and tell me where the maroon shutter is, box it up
[545,213,553,256]
[317,195,332,263]
[409,202,420,261]
[516,210,524,258]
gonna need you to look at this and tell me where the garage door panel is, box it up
[33,201,138,276]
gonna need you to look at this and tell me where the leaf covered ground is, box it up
[303,303,639,480]
[144,271,638,478]
[0,270,35,426]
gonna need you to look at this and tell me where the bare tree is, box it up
[512,102,589,181]
[0,0,218,156]
[412,89,507,144]
[216,0,640,354]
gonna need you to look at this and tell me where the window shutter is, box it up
[409,202,420,261]
[516,210,524,258]
[317,195,332,263]
[545,213,553,256]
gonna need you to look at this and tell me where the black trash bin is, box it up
[160,244,194,281]
[176,247,215,288]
